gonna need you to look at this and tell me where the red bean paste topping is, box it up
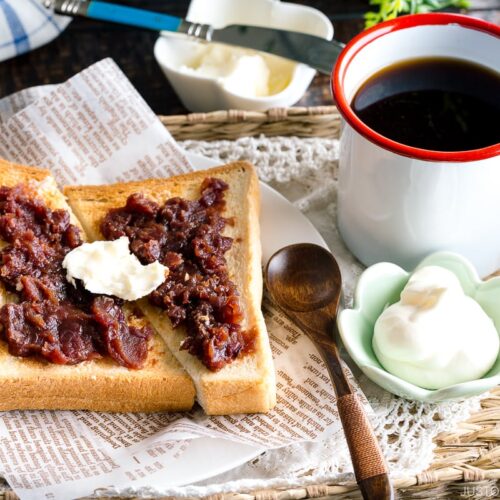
[0,184,151,368]
[100,178,252,371]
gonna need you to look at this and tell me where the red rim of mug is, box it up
[331,13,500,162]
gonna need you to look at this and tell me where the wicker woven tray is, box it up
[1,106,499,500]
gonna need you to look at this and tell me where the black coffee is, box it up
[352,57,500,151]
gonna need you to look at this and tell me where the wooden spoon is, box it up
[265,243,393,500]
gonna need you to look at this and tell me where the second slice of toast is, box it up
[65,161,276,414]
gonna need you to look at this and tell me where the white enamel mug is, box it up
[332,14,500,277]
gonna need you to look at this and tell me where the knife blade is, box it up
[45,0,344,75]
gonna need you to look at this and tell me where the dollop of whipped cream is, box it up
[372,265,499,389]
[63,237,167,301]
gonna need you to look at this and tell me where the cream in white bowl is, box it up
[154,0,333,111]
[177,43,296,99]
[337,251,500,402]
[373,266,499,390]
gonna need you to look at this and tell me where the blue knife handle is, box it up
[86,1,182,32]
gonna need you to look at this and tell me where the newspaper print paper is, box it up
[0,59,369,500]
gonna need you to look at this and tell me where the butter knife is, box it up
[44,0,344,75]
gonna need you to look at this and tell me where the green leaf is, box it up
[364,0,471,29]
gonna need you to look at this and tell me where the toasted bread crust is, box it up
[0,159,51,184]
[65,162,277,414]
[0,159,195,412]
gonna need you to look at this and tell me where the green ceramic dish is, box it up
[338,252,500,402]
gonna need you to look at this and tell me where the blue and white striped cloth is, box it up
[0,0,71,62]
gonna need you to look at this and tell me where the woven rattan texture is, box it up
[160,107,341,141]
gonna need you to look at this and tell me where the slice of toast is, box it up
[65,161,276,415]
[0,159,195,412]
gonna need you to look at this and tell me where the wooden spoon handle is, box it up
[278,309,393,499]
[337,393,393,500]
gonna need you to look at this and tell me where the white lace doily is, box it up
[128,135,484,498]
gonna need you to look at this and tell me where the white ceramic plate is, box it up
[131,152,327,489]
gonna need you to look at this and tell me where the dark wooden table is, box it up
[0,0,498,116]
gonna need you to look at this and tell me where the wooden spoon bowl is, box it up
[266,244,340,312]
